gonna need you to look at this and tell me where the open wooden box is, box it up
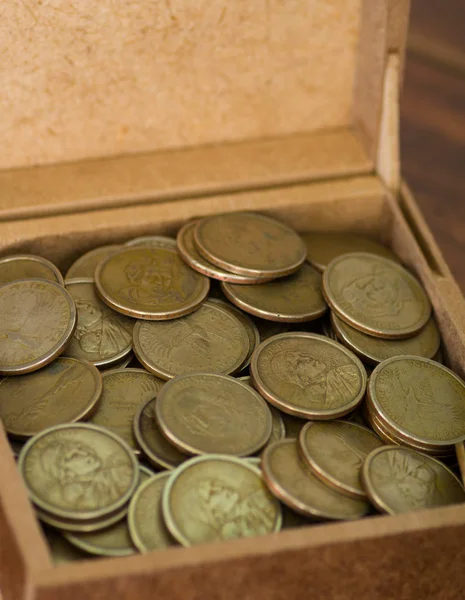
[2,1,465,598]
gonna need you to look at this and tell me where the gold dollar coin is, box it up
[36,503,130,533]
[95,247,209,320]
[162,455,282,546]
[155,373,272,456]
[362,446,465,515]
[262,439,370,520]
[301,232,397,271]
[331,313,440,365]
[0,357,102,439]
[221,262,327,323]
[0,279,77,375]
[65,280,134,368]
[0,255,64,286]
[133,398,186,470]
[194,212,306,278]
[177,221,275,284]
[133,300,249,380]
[299,421,383,499]
[128,471,175,553]
[65,245,121,282]
[368,356,465,447]
[88,368,165,453]
[323,253,431,339]
[251,332,367,419]
[19,423,139,522]
[125,236,177,249]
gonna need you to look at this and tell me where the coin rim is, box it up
[36,504,129,533]
[65,245,122,283]
[18,423,139,521]
[322,252,432,339]
[162,454,282,547]
[0,254,64,286]
[125,236,177,249]
[0,278,77,375]
[155,373,273,457]
[94,247,210,320]
[250,332,367,419]
[194,212,306,278]
[1,357,103,439]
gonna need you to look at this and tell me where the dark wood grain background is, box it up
[402,0,465,289]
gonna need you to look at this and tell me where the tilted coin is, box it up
[45,528,89,564]
[331,313,441,366]
[65,245,121,282]
[251,332,367,419]
[221,262,327,323]
[128,471,175,552]
[88,368,165,453]
[65,280,134,369]
[162,455,282,546]
[155,373,272,456]
[362,446,465,515]
[63,465,154,557]
[0,255,64,286]
[0,357,102,439]
[301,232,397,272]
[36,504,130,533]
[323,253,431,339]
[368,356,465,447]
[0,279,77,375]
[125,236,177,249]
[299,421,383,499]
[106,352,134,370]
[133,300,249,380]
[19,423,139,522]
[194,212,306,278]
[95,247,209,320]
[261,439,370,520]
[133,398,186,470]
[177,221,275,284]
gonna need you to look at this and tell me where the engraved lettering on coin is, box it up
[133,301,249,379]
[0,358,102,438]
[0,255,64,286]
[251,333,366,419]
[323,253,431,338]
[362,446,465,514]
[0,280,76,374]
[65,245,121,282]
[88,369,164,451]
[65,281,133,367]
[162,456,281,546]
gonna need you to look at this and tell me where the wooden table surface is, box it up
[402,0,465,290]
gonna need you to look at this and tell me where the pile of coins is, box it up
[0,212,465,564]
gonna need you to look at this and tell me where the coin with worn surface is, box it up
[128,471,174,552]
[0,255,64,286]
[323,253,431,339]
[251,332,367,419]
[222,262,327,323]
[95,247,209,320]
[0,357,102,439]
[134,398,186,470]
[299,421,383,498]
[133,300,249,380]
[331,313,440,366]
[162,455,282,546]
[63,465,153,557]
[88,368,165,453]
[156,373,272,456]
[45,528,89,564]
[65,281,134,368]
[0,279,77,375]
[65,245,121,282]
[362,446,465,515]
[177,221,275,284]
[368,356,465,447]
[19,423,139,521]
[302,232,397,272]
[262,439,370,520]
[125,235,177,249]
[194,212,306,278]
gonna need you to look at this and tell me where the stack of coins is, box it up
[1,213,465,565]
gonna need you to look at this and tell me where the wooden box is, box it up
[1,1,465,599]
